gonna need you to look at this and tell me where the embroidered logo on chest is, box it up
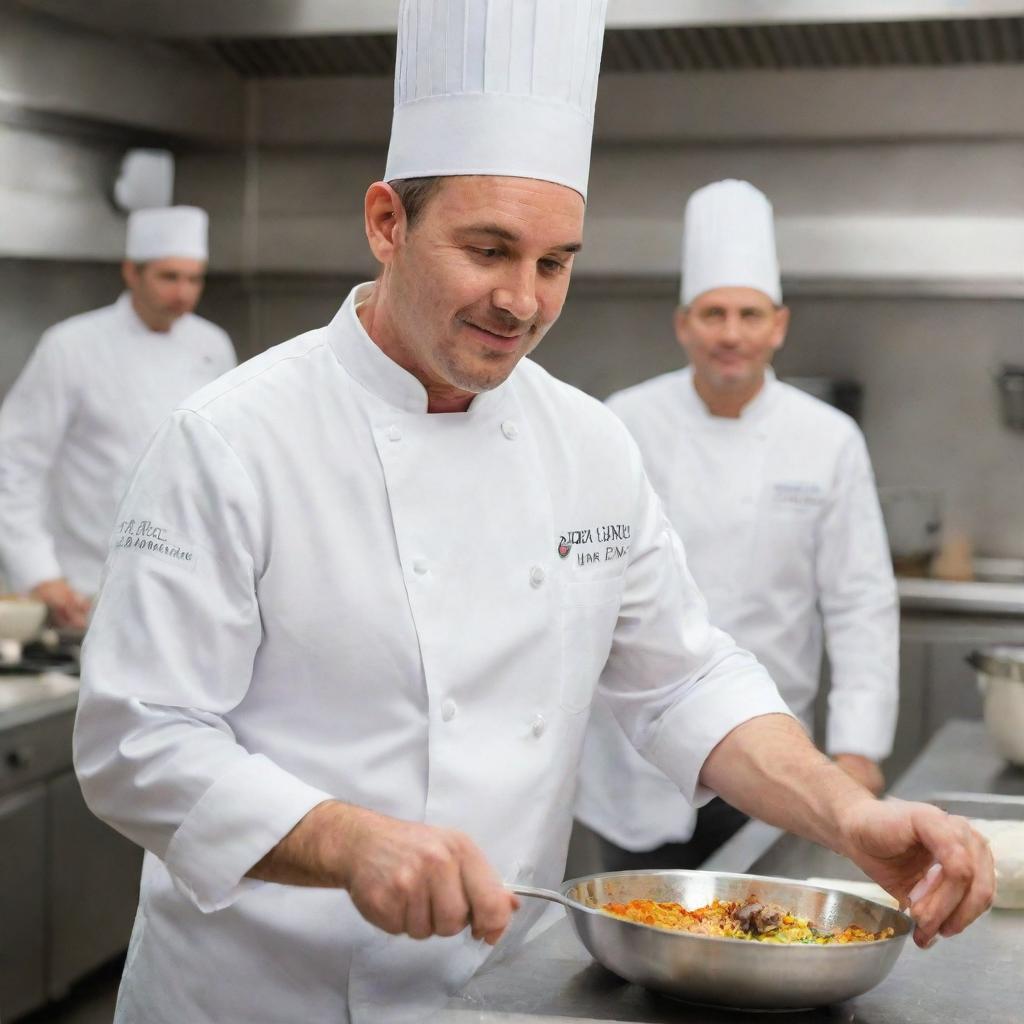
[557,523,631,565]
[772,482,826,508]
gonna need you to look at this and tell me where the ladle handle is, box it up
[509,883,572,908]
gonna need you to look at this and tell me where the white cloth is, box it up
[0,294,235,595]
[681,180,781,305]
[385,0,607,199]
[576,367,898,852]
[74,283,790,1024]
[125,206,208,262]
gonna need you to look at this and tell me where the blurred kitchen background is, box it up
[1,1,1023,1020]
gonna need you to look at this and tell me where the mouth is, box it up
[712,351,746,369]
[461,319,528,352]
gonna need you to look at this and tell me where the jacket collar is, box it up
[680,365,778,426]
[326,283,511,416]
[114,291,191,339]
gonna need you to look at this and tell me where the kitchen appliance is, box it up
[966,646,1024,767]
[514,870,910,1010]
[784,376,863,423]
[877,486,943,576]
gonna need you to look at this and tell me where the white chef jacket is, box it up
[74,284,790,1024]
[576,366,898,852]
[0,293,235,595]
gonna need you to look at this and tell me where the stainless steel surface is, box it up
[168,15,1024,79]
[444,722,1024,1023]
[0,696,142,1016]
[973,555,1024,583]
[898,576,1024,615]
[0,693,76,797]
[930,791,1024,819]
[22,0,1024,47]
[0,785,47,1020]
[517,871,910,1010]
[967,645,1024,765]
[48,769,145,999]
[511,884,574,909]
[0,673,79,714]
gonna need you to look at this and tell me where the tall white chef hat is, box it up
[125,206,209,262]
[384,0,608,200]
[681,180,782,306]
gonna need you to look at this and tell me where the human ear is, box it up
[364,182,407,266]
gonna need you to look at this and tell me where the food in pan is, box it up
[601,894,895,944]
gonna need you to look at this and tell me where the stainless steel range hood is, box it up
[16,1,1024,37]
[16,0,1024,76]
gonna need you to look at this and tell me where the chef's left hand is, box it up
[838,797,995,949]
[833,753,885,796]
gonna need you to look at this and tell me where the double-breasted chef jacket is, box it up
[577,366,898,852]
[0,293,235,595]
[74,284,790,1023]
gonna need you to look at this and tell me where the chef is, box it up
[0,205,235,627]
[576,179,899,869]
[74,6,991,1024]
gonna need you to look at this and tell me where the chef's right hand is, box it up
[30,578,91,630]
[337,805,519,944]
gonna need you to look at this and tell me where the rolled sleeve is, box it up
[165,754,331,912]
[643,657,792,807]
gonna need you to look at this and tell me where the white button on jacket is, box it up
[0,294,235,594]
[74,286,790,1024]
[576,367,898,852]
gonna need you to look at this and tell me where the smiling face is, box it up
[361,175,585,411]
[675,286,790,396]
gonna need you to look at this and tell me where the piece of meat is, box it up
[733,897,786,935]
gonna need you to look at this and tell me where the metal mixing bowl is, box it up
[556,870,912,1009]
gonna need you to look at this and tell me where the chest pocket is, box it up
[559,576,624,714]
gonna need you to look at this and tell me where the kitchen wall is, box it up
[185,272,1024,556]
[1,4,1021,556]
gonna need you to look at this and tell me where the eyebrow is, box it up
[461,223,582,254]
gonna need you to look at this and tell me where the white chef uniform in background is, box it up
[74,8,790,1024]
[576,180,899,854]
[0,206,235,598]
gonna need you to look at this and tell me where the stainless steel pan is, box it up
[513,869,912,1010]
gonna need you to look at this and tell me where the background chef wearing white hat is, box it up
[576,179,900,871]
[0,205,235,627]
[74,6,990,1023]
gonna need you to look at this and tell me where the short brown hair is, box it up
[388,176,444,228]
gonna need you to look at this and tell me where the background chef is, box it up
[576,179,899,870]
[74,5,991,1023]
[0,205,235,627]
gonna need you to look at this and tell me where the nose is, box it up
[720,311,744,344]
[492,264,538,325]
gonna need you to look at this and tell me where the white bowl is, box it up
[0,597,48,643]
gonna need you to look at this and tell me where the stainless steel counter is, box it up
[898,576,1024,616]
[0,673,78,730]
[440,721,1024,1023]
